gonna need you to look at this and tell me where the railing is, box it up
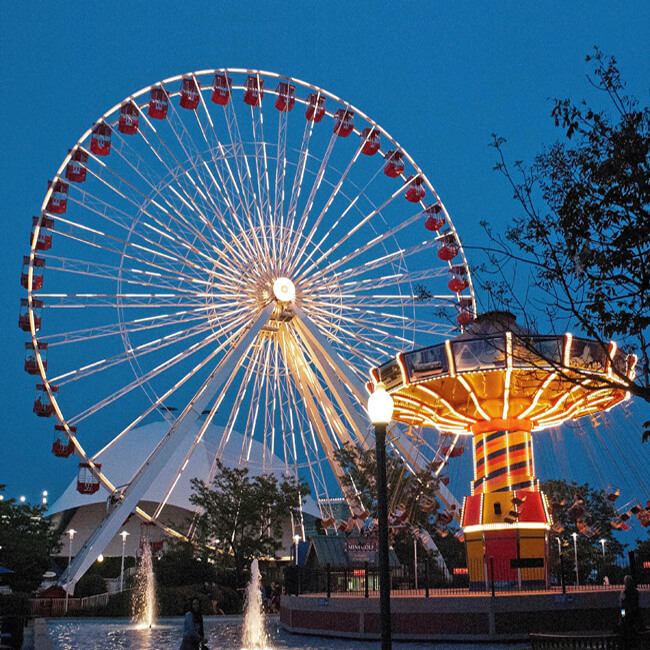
[29,590,118,617]
[284,557,650,598]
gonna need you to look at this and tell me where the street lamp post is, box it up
[293,534,300,566]
[600,538,606,562]
[368,382,394,650]
[65,529,76,613]
[571,532,579,586]
[120,531,130,592]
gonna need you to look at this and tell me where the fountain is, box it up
[241,558,272,650]
[132,541,156,628]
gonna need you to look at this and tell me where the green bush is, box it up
[74,573,107,598]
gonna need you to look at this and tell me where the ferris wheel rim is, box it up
[25,67,474,541]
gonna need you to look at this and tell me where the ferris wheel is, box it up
[21,69,475,585]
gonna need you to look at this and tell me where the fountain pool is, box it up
[47,617,530,649]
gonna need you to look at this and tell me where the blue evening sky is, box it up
[1,2,648,503]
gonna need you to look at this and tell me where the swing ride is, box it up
[370,310,645,588]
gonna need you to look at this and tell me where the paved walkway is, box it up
[21,619,52,650]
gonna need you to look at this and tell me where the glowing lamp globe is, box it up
[368,382,394,424]
[273,277,295,303]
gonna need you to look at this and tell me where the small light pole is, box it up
[413,536,418,591]
[600,538,606,562]
[293,534,300,566]
[42,490,48,505]
[571,532,579,586]
[368,381,394,650]
[65,529,76,613]
[120,530,130,592]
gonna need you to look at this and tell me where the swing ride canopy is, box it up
[371,312,637,434]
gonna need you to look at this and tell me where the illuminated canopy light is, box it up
[273,277,296,303]
[463,522,551,534]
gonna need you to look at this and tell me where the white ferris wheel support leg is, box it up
[59,303,276,592]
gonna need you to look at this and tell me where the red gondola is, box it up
[441,444,465,458]
[405,175,425,203]
[605,485,620,501]
[456,298,473,326]
[65,149,89,183]
[118,102,139,134]
[334,108,354,137]
[31,216,54,251]
[424,203,445,231]
[275,81,296,112]
[211,73,232,105]
[383,150,404,178]
[448,264,469,292]
[437,233,459,261]
[52,425,75,458]
[305,93,325,122]
[34,383,58,418]
[24,341,47,375]
[244,75,264,106]
[90,123,112,156]
[360,127,380,156]
[180,77,201,110]
[148,86,169,119]
[46,180,69,214]
[77,463,101,494]
[21,255,45,291]
[19,298,42,331]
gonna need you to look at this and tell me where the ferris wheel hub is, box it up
[273,277,296,303]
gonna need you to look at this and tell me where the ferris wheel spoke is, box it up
[248,100,276,266]
[284,117,315,253]
[49,215,240,290]
[307,237,441,290]
[303,300,451,339]
[49,318,217,386]
[68,313,253,425]
[273,109,290,260]
[94,131,256,269]
[289,140,367,275]
[220,98,269,259]
[136,100,264,268]
[302,309,410,351]
[332,267,447,292]
[42,305,216,347]
[297,199,428,281]
[286,129,339,262]
[188,95,273,270]
[43,254,216,295]
[293,183,413,281]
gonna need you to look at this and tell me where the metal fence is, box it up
[285,554,650,597]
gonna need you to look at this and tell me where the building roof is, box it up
[307,534,399,567]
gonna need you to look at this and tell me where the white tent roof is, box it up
[49,419,320,517]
